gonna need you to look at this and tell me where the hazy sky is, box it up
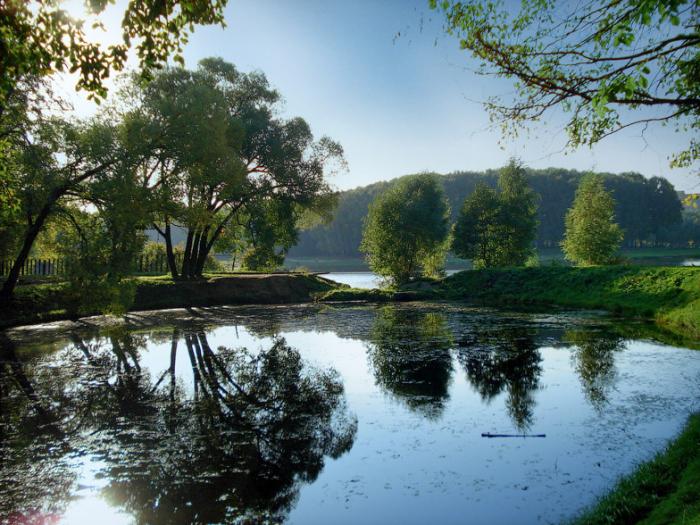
[61,0,697,192]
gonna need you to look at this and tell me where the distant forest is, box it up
[289,168,700,258]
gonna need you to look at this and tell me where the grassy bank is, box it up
[573,413,700,525]
[435,266,700,339]
[0,273,336,329]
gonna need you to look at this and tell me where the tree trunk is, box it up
[181,230,194,279]
[163,221,179,279]
[0,202,54,302]
[187,231,202,279]
[194,227,211,277]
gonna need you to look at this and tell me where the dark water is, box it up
[1,303,699,525]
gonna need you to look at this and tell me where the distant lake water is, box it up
[326,270,461,289]
[2,303,699,524]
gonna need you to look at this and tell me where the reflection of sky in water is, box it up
[3,304,700,524]
[62,491,133,525]
[324,272,384,289]
[325,270,461,289]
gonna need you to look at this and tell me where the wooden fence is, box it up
[0,255,183,277]
[0,258,66,277]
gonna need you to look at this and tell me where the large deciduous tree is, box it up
[453,160,538,268]
[129,58,344,279]
[562,174,624,265]
[360,174,450,285]
[1,0,228,279]
[431,0,700,175]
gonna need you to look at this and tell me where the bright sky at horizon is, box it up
[59,0,698,193]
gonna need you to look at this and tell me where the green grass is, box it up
[573,413,700,525]
[436,266,700,339]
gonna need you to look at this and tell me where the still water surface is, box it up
[1,303,699,524]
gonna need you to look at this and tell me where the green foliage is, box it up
[131,58,343,278]
[0,141,20,257]
[239,200,301,272]
[0,106,136,300]
[452,183,501,267]
[58,212,138,317]
[291,168,689,258]
[0,0,227,107]
[430,0,700,174]
[573,413,700,525]
[51,165,151,314]
[562,174,624,265]
[497,160,539,264]
[0,78,67,261]
[452,160,538,268]
[360,174,450,285]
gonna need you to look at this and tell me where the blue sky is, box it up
[64,0,698,192]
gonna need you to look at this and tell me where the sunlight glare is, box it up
[60,496,132,525]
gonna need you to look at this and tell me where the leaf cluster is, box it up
[0,0,227,107]
[452,160,539,268]
[360,174,451,285]
[561,173,624,265]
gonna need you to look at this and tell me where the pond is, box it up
[1,303,699,524]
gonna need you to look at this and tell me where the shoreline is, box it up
[3,266,699,343]
[319,266,700,342]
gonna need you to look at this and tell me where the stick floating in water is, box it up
[481,432,546,438]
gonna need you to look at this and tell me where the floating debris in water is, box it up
[481,432,546,438]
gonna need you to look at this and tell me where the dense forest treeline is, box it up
[289,168,698,258]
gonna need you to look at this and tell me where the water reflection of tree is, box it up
[565,329,624,410]
[0,334,75,519]
[367,307,454,419]
[0,329,357,524]
[456,326,542,430]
